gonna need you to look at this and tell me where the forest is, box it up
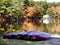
[0,0,60,37]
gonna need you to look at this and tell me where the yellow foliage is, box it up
[0,28,4,31]
[9,24,14,29]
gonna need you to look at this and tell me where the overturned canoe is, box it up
[17,30,51,40]
[16,30,36,39]
[27,31,51,40]
[3,30,51,40]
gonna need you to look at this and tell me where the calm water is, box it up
[0,38,60,45]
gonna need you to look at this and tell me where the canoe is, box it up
[3,33,13,39]
[16,32,27,39]
[27,31,51,40]
[3,30,51,41]
[16,30,36,39]
[10,32,21,39]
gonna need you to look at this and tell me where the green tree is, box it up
[46,10,54,15]
[0,0,23,31]
[29,0,35,5]
[23,0,29,6]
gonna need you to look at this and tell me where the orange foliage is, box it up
[48,6,60,15]
[27,6,35,17]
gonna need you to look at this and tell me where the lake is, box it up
[0,38,60,45]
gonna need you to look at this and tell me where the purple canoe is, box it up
[27,31,51,40]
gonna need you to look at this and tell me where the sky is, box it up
[33,0,60,3]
